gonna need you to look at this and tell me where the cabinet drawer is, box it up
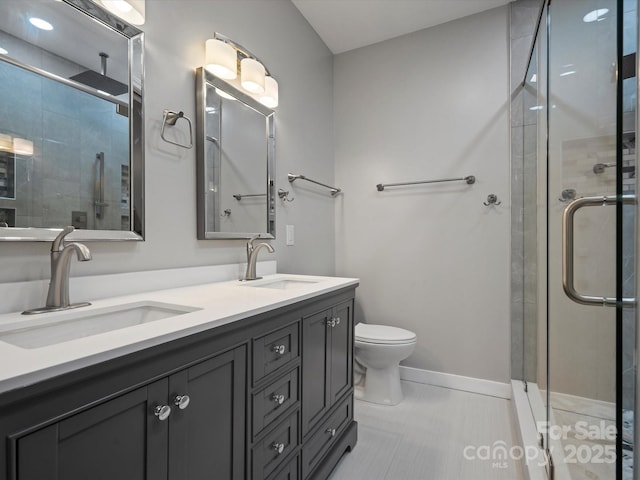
[252,411,299,480]
[301,396,353,479]
[253,322,299,384]
[253,368,299,439]
[268,454,299,480]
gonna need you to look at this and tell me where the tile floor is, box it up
[328,381,525,480]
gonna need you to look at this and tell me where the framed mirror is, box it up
[0,0,144,241]
[195,67,275,239]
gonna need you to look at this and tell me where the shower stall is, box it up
[512,0,638,478]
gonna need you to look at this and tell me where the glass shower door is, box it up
[543,0,637,478]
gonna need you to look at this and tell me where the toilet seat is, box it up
[355,323,417,345]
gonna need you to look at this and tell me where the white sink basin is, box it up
[242,278,319,290]
[0,301,200,349]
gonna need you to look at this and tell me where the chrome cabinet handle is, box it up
[326,428,336,437]
[154,405,172,421]
[174,394,191,410]
[272,393,285,405]
[272,442,285,455]
[272,344,286,355]
[562,195,636,307]
[327,317,341,327]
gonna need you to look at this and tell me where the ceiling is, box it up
[291,0,513,54]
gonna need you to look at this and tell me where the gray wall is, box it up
[0,0,335,286]
[334,6,512,383]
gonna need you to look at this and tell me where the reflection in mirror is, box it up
[196,67,275,239]
[0,0,144,241]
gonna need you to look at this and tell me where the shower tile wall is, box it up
[510,0,541,382]
[0,60,128,230]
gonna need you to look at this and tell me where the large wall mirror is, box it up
[0,0,144,241]
[195,67,275,239]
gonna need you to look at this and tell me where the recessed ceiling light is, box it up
[583,9,608,23]
[29,17,54,31]
[0,47,7,55]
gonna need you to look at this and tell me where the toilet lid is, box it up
[355,323,417,345]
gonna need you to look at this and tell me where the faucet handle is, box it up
[51,226,75,252]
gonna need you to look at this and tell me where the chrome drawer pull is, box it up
[154,405,172,421]
[272,344,286,355]
[326,428,336,437]
[272,442,285,455]
[272,393,286,405]
[174,394,191,410]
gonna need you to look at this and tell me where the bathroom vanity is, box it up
[0,274,358,480]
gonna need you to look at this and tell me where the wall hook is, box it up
[483,194,502,206]
[278,188,294,202]
[161,110,193,149]
[559,188,577,203]
[221,209,231,217]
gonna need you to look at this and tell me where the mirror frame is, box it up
[195,67,275,240]
[0,0,145,242]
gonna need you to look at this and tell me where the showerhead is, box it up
[70,52,128,96]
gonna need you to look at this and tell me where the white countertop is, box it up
[0,274,358,394]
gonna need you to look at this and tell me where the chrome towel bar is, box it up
[376,175,475,191]
[233,193,267,200]
[288,173,341,196]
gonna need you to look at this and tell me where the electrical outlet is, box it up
[286,225,294,245]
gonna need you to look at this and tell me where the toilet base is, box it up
[358,365,403,406]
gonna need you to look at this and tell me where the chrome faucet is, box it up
[23,226,92,314]
[242,235,274,281]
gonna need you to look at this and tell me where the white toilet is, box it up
[354,323,417,406]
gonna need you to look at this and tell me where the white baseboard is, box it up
[399,366,512,399]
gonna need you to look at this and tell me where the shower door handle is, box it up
[562,194,636,307]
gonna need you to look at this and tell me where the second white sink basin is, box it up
[0,301,200,349]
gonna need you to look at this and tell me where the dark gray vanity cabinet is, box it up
[14,346,246,480]
[16,380,168,480]
[2,286,357,480]
[301,300,354,479]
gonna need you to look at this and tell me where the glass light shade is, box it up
[241,58,265,94]
[205,39,237,79]
[0,134,12,151]
[13,138,34,156]
[98,0,145,25]
[259,76,278,108]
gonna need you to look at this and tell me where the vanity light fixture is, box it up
[240,58,265,94]
[206,38,237,79]
[29,17,54,31]
[260,76,279,108]
[204,33,278,108]
[95,0,145,26]
[0,134,34,156]
[0,134,12,151]
[12,138,34,156]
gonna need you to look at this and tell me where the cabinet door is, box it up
[301,309,331,436]
[16,380,168,480]
[168,346,246,480]
[328,301,353,405]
